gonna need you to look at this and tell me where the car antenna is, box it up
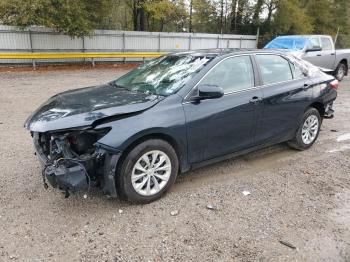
[334,27,340,48]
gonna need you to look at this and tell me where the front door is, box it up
[319,36,336,70]
[183,55,262,163]
[303,36,325,68]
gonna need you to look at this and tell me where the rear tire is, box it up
[116,139,178,204]
[288,108,321,150]
[335,62,347,81]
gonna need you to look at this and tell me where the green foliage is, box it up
[144,0,187,32]
[192,0,220,33]
[0,0,107,37]
[272,0,313,35]
[96,0,134,31]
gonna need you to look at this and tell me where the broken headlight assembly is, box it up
[33,127,111,197]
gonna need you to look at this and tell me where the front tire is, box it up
[335,62,347,81]
[288,108,321,150]
[116,139,178,204]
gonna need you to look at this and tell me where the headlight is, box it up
[66,128,111,156]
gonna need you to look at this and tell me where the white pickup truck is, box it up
[265,35,350,80]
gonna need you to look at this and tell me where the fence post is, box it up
[188,35,192,50]
[122,33,126,63]
[256,27,260,48]
[226,39,229,48]
[239,36,242,48]
[28,29,36,70]
[158,33,161,52]
[217,35,220,48]
[82,36,86,64]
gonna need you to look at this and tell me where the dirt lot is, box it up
[0,67,349,262]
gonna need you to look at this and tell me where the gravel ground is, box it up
[0,67,349,262]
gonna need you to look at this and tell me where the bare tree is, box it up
[189,0,193,32]
[265,0,278,25]
[220,0,224,34]
[253,0,264,26]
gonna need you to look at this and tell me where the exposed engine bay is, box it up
[33,128,117,197]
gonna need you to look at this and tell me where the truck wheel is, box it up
[335,62,347,81]
[288,108,321,150]
[116,139,178,204]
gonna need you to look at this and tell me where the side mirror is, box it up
[193,84,224,101]
[306,46,322,52]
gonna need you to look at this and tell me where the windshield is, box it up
[265,37,307,51]
[114,54,214,96]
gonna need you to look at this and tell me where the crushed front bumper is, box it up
[40,153,121,198]
[44,163,89,192]
[33,131,122,198]
[41,152,121,198]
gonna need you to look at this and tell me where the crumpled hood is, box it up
[25,83,163,132]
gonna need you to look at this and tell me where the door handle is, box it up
[249,96,262,104]
[316,54,322,56]
[302,83,310,90]
[331,53,335,55]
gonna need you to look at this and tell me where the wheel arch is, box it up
[338,59,348,75]
[116,130,186,175]
[308,101,325,118]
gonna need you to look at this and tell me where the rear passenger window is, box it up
[256,55,293,85]
[290,62,306,79]
[200,56,254,93]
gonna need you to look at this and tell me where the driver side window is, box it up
[199,56,255,94]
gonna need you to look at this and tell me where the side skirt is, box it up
[188,139,290,172]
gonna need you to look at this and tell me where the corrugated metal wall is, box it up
[0,25,257,64]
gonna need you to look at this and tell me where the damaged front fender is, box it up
[101,153,121,198]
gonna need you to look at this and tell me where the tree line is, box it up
[0,0,349,46]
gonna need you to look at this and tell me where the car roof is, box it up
[169,48,287,58]
[275,35,332,38]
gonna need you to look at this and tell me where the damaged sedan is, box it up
[25,49,338,204]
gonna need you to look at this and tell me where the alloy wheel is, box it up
[131,150,172,196]
[336,64,346,80]
[301,115,319,145]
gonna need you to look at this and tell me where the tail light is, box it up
[330,79,339,90]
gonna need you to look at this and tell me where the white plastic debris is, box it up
[206,204,216,210]
[170,210,179,216]
[337,133,350,142]
[118,209,123,214]
[327,144,350,153]
[83,194,88,199]
[242,191,251,196]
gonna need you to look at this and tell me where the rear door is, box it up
[183,55,262,163]
[254,54,312,144]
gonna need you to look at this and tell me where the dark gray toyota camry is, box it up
[25,49,338,203]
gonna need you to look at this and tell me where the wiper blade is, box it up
[113,82,167,97]
[130,82,153,86]
[112,82,128,89]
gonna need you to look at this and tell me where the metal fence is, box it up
[0,25,257,64]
